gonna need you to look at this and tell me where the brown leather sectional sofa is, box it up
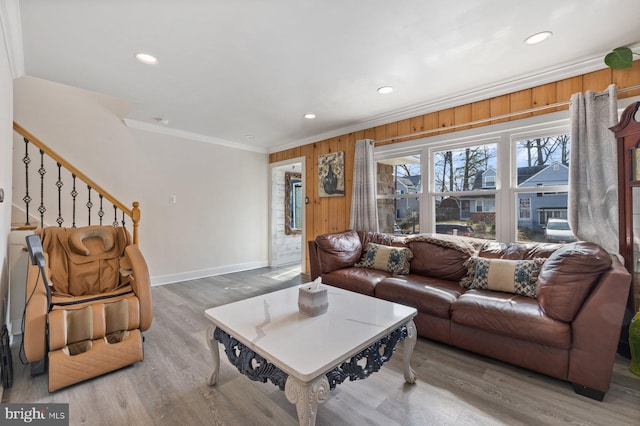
[308,230,631,401]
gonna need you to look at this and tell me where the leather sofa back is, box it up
[536,241,612,322]
[477,241,563,260]
[408,240,471,281]
[315,230,363,274]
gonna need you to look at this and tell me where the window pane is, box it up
[515,134,570,188]
[376,155,421,196]
[433,144,497,192]
[378,198,419,234]
[377,155,421,233]
[517,191,572,243]
[435,195,495,239]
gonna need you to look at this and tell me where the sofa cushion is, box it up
[321,267,391,296]
[355,243,413,274]
[461,256,545,299]
[536,241,612,322]
[315,230,363,274]
[375,275,464,319]
[406,234,477,281]
[451,289,571,349]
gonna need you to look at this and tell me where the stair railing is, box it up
[13,122,141,245]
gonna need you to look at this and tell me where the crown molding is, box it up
[123,118,268,154]
[268,48,639,154]
[0,0,24,79]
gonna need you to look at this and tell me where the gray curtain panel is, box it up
[568,84,619,255]
[350,139,378,232]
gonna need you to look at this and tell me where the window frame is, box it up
[374,110,572,242]
[374,150,423,234]
[519,197,532,221]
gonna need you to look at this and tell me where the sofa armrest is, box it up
[125,245,153,332]
[568,255,631,393]
[308,240,321,280]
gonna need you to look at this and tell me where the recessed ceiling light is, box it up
[136,52,158,65]
[377,86,393,94]
[304,113,316,119]
[524,31,553,45]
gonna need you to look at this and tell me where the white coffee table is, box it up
[205,285,417,426]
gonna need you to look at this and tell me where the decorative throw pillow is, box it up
[355,243,413,275]
[460,256,545,298]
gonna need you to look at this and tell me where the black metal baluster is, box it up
[113,205,118,227]
[38,150,47,227]
[86,186,93,225]
[56,163,64,226]
[121,211,126,227]
[22,138,32,225]
[71,174,78,228]
[98,194,104,225]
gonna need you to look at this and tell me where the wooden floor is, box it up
[3,266,640,426]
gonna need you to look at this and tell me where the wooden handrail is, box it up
[13,121,141,244]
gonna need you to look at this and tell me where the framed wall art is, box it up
[318,151,345,197]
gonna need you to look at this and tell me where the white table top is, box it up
[205,285,417,382]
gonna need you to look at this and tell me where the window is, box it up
[373,110,572,243]
[432,143,497,239]
[483,173,496,188]
[519,197,531,220]
[376,154,421,234]
[515,133,571,242]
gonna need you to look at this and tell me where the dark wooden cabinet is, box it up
[611,101,640,357]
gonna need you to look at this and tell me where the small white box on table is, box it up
[298,278,328,316]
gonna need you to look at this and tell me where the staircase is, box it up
[11,122,140,243]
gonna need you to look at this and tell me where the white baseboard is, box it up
[150,261,270,286]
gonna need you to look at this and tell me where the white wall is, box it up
[0,7,14,327]
[13,76,269,285]
[271,163,302,266]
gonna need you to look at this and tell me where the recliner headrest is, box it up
[68,228,115,256]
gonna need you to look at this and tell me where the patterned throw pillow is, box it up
[355,243,413,275]
[460,256,545,298]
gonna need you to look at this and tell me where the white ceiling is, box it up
[16,0,640,153]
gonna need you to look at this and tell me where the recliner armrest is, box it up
[124,245,153,332]
[23,262,50,362]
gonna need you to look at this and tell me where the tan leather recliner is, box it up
[23,225,152,391]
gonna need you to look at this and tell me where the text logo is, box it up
[1,404,68,425]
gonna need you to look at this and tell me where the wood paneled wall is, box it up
[270,62,640,269]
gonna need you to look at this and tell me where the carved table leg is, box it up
[403,320,417,384]
[206,325,220,386]
[284,375,330,426]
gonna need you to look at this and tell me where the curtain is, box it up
[568,84,619,254]
[350,139,378,232]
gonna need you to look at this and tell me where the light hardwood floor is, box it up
[3,266,640,426]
